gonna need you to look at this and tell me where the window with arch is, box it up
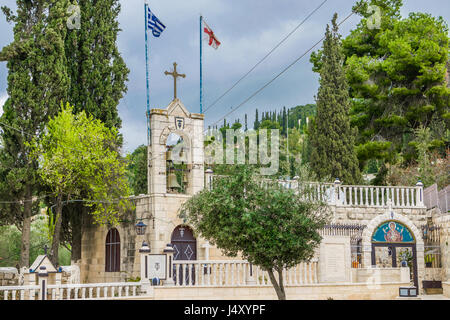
[105,228,120,272]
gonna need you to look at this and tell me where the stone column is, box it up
[163,243,175,286]
[55,269,62,300]
[246,263,256,285]
[139,241,152,295]
[416,180,424,207]
[334,178,341,206]
[400,266,410,283]
[202,241,211,260]
[205,168,214,191]
[37,266,48,300]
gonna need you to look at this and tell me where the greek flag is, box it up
[147,7,166,37]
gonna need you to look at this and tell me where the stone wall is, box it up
[333,206,428,228]
[433,213,450,282]
[145,282,409,300]
[0,268,19,286]
[443,282,450,298]
[0,268,75,287]
[351,267,410,284]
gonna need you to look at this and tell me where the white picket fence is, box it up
[171,260,318,287]
[0,282,142,300]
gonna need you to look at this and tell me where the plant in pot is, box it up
[425,254,434,268]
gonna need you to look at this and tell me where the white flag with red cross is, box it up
[203,21,221,49]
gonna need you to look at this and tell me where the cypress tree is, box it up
[0,0,70,267]
[254,109,259,130]
[65,0,129,130]
[309,14,361,184]
[61,0,129,262]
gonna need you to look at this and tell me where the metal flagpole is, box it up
[200,15,203,114]
[145,1,151,145]
[287,107,290,179]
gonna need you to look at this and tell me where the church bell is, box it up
[166,150,173,162]
[168,172,181,189]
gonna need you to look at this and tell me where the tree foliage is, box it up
[62,0,129,261]
[65,0,129,131]
[180,165,330,299]
[0,0,70,267]
[309,14,362,184]
[126,144,148,196]
[311,0,449,184]
[29,104,132,264]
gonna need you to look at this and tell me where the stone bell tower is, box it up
[147,98,205,195]
[144,62,205,256]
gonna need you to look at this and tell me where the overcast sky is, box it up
[0,0,449,154]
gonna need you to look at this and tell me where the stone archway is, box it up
[362,211,425,291]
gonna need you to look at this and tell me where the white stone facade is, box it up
[79,98,449,297]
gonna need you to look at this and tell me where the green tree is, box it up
[180,165,330,300]
[309,14,362,184]
[126,145,148,196]
[0,0,70,267]
[343,0,448,180]
[65,0,129,130]
[254,109,260,130]
[29,104,132,265]
[63,0,129,262]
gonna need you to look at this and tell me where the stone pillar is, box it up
[55,269,62,300]
[205,168,214,191]
[202,241,211,260]
[246,263,256,285]
[334,178,341,206]
[362,243,372,268]
[400,266,410,283]
[37,266,48,300]
[163,243,175,286]
[139,241,152,294]
[416,180,424,207]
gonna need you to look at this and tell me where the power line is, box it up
[0,194,53,204]
[205,9,358,131]
[0,120,128,162]
[203,0,329,114]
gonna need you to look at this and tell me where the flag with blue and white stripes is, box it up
[147,6,166,37]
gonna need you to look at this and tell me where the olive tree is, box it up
[180,165,330,300]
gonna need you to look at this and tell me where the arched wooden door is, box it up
[171,226,196,285]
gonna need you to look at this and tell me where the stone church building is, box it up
[79,96,450,295]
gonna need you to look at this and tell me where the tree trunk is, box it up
[20,185,32,268]
[267,268,286,300]
[70,205,84,263]
[50,194,63,266]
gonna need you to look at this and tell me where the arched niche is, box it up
[165,131,191,194]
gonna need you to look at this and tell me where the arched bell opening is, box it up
[165,132,190,194]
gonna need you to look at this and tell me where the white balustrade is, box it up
[171,260,318,288]
[0,282,143,300]
[212,176,424,209]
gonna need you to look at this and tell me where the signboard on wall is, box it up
[147,254,167,280]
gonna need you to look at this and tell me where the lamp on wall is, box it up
[135,220,148,236]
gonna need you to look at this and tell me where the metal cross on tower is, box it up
[164,62,186,100]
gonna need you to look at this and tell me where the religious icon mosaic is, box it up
[372,221,415,243]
